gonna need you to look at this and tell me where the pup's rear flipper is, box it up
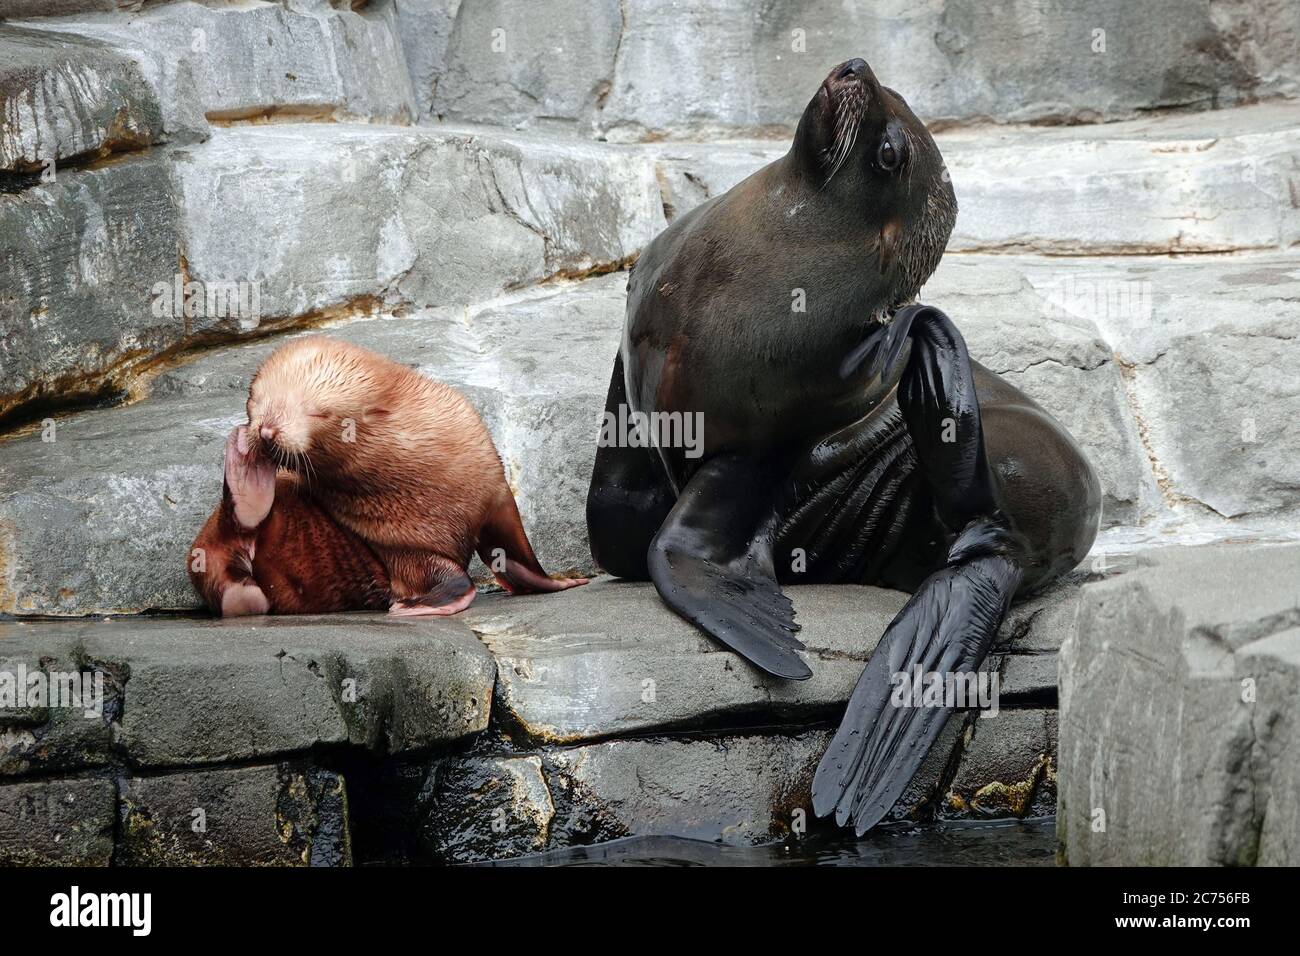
[648,455,811,681]
[811,519,1020,834]
[477,492,587,594]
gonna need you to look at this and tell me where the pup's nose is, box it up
[838,58,868,80]
[260,425,278,443]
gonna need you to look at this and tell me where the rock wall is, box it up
[0,0,1298,864]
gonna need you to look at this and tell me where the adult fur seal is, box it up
[586,58,1100,834]
[191,336,585,617]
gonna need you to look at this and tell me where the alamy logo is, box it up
[151,274,262,330]
[50,887,151,936]
[597,403,704,459]
[890,665,1000,717]
[0,665,104,719]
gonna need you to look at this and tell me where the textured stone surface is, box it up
[651,106,1300,256]
[427,731,833,863]
[26,0,416,132]
[0,153,183,420]
[118,763,351,866]
[394,0,460,118]
[421,754,554,862]
[1058,541,1300,866]
[0,1,122,16]
[0,25,163,173]
[1,639,117,778]
[429,0,1300,137]
[466,578,904,746]
[945,709,1056,818]
[0,615,495,767]
[431,0,622,129]
[172,124,662,320]
[944,105,1300,255]
[0,776,115,866]
[1027,255,1300,525]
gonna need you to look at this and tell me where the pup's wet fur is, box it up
[190,337,585,617]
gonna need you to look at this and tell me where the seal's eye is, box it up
[878,138,899,172]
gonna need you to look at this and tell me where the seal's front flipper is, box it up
[815,304,1025,833]
[812,520,1020,833]
[648,455,812,681]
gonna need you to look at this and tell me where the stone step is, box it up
[653,103,1300,255]
[6,0,416,138]
[3,251,1297,616]
[0,25,164,174]
[0,122,664,421]
[428,0,1298,135]
[1058,540,1300,866]
[0,612,494,775]
[1,574,1079,863]
[8,1,1298,135]
[5,104,1295,424]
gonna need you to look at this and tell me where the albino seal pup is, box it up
[191,336,586,617]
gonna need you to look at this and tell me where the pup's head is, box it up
[246,336,392,470]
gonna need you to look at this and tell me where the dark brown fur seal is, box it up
[586,58,1099,834]
[191,336,585,617]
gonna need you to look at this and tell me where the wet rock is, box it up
[0,776,115,866]
[117,763,351,866]
[543,732,833,849]
[0,26,163,173]
[421,755,554,863]
[427,731,836,863]
[0,638,118,778]
[1058,541,1300,865]
[0,615,494,767]
[945,709,1055,818]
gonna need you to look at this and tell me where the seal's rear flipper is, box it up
[815,303,1026,833]
[648,455,811,680]
[811,520,1020,833]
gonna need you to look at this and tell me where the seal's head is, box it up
[792,58,957,317]
[245,336,392,472]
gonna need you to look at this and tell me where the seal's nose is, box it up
[837,58,868,80]
[260,424,278,444]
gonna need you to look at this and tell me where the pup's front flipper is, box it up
[225,424,276,532]
[813,305,1025,834]
[648,454,811,681]
[388,554,477,617]
[189,426,277,617]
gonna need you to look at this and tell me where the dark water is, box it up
[482,817,1058,867]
